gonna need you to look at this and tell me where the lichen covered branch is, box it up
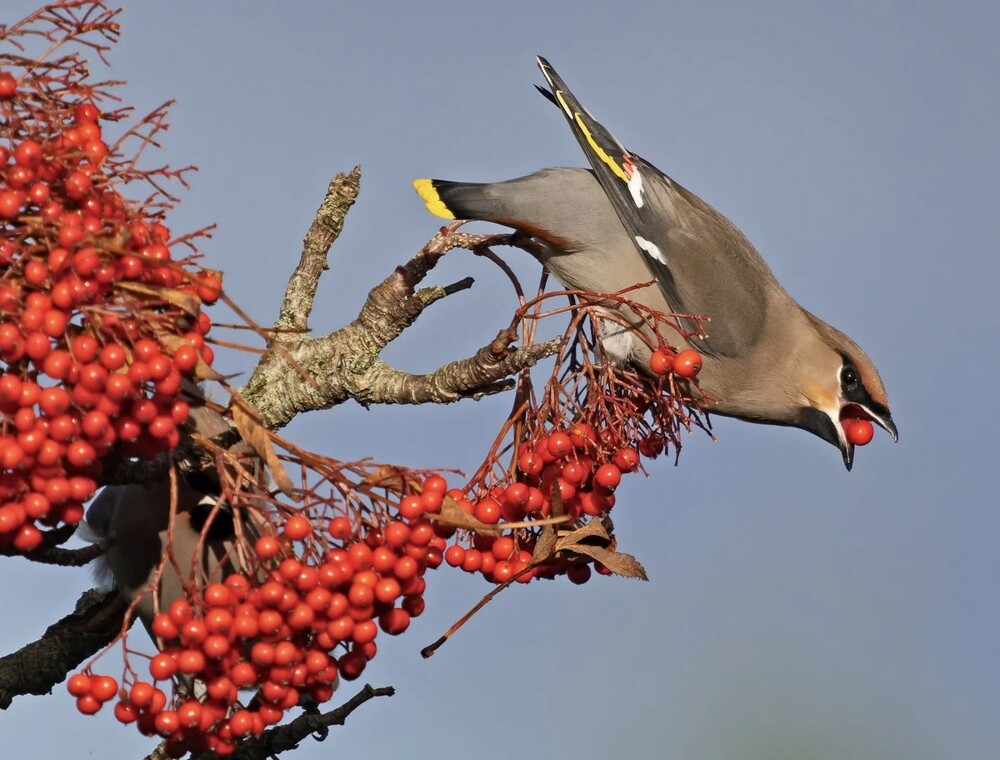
[273,167,361,334]
[240,178,558,430]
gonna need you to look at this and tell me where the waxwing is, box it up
[414,57,896,469]
[82,404,259,638]
[83,478,242,629]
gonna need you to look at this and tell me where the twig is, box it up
[421,563,535,659]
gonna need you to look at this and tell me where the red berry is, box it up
[594,463,622,490]
[638,434,664,458]
[444,544,466,567]
[673,349,702,378]
[518,451,543,477]
[612,447,640,472]
[474,498,502,525]
[154,710,180,736]
[148,653,176,681]
[90,675,118,703]
[567,563,592,585]
[14,140,42,167]
[0,190,25,218]
[75,102,101,123]
[328,515,352,540]
[379,607,411,635]
[649,348,674,375]
[0,72,16,99]
[12,524,43,551]
[423,474,447,493]
[255,535,281,560]
[546,432,573,458]
[99,344,127,371]
[283,514,311,541]
[568,422,597,450]
[114,700,138,724]
[845,419,874,446]
[67,673,92,697]
[172,344,199,373]
[76,694,102,715]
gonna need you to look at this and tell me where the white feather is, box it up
[597,315,635,365]
[628,169,644,208]
[635,235,667,265]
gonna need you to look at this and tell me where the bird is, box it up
[83,477,243,630]
[81,404,259,638]
[413,56,896,470]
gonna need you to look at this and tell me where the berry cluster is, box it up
[648,347,702,378]
[68,476,451,756]
[440,421,646,586]
[0,73,220,551]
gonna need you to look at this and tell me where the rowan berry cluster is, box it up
[67,474,451,756]
[0,41,220,551]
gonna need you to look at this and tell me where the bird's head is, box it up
[795,315,897,470]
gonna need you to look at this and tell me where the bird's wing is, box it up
[535,57,768,355]
[535,59,682,299]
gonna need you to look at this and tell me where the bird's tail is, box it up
[413,178,503,222]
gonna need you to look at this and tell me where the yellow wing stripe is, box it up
[412,178,456,220]
[553,90,574,118]
[571,113,628,184]
[553,88,629,184]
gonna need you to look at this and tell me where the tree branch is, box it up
[1,537,109,567]
[0,589,128,709]
[273,167,361,334]
[240,205,559,430]
[189,684,395,760]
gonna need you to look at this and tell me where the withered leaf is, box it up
[553,520,610,553]
[548,477,565,518]
[425,495,502,537]
[530,524,557,565]
[363,465,416,494]
[116,280,200,316]
[231,401,296,498]
[565,545,648,580]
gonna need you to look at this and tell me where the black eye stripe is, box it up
[840,365,860,390]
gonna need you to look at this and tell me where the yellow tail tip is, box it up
[412,178,455,220]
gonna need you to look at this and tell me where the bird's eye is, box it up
[840,365,860,391]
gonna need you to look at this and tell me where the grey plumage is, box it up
[414,58,897,469]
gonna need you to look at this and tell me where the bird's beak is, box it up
[840,402,899,442]
[834,403,898,472]
[798,406,853,470]
[837,431,854,471]
[869,408,898,442]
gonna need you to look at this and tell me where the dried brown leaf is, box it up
[362,465,414,494]
[549,477,565,518]
[231,401,296,497]
[553,520,610,553]
[530,524,557,565]
[565,545,648,580]
[425,495,502,537]
[116,280,200,316]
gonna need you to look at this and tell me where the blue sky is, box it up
[2,2,998,758]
